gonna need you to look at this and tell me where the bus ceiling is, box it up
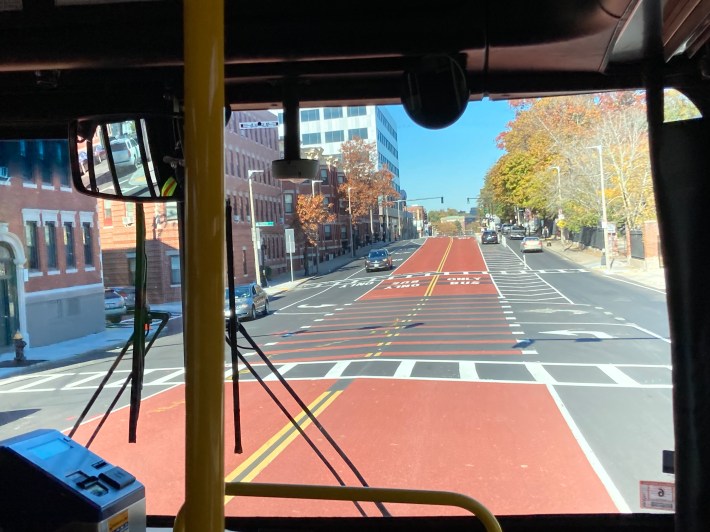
[0,0,708,138]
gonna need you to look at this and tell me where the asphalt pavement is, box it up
[0,236,665,378]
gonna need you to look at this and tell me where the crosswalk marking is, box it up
[0,357,671,394]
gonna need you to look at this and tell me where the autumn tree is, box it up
[483,92,657,248]
[294,192,336,274]
[338,137,399,238]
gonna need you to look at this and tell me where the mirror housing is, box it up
[68,114,184,202]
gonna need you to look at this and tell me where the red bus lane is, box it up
[363,237,497,299]
[69,235,621,518]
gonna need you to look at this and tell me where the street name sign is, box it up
[239,121,278,130]
[256,221,274,227]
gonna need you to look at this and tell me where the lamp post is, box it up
[588,146,611,271]
[347,186,355,257]
[312,179,323,271]
[393,199,406,240]
[550,166,562,203]
[248,170,263,285]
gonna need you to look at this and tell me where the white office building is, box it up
[275,105,401,194]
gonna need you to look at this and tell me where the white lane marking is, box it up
[599,365,639,387]
[263,363,295,381]
[324,361,351,379]
[0,373,70,393]
[393,360,416,379]
[147,369,185,386]
[545,384,632,513]
[524,362,555,384]
[62,372,106,390]
[459,361,478,380]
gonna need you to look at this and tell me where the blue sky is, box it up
[384,101,515,213]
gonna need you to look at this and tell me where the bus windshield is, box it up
[1,91,694,519]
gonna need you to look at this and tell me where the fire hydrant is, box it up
[13,331,26,363]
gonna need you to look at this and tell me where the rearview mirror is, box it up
[68,115,184,202]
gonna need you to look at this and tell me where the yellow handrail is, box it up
[223,482,503,532]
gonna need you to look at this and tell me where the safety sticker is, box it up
[640,480,675,511]
[108,510,129,532]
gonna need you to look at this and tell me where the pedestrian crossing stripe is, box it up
[0,361,672,393]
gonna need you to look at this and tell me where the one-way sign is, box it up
[239,121,278,130]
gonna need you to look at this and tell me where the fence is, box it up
[568,226,645,260]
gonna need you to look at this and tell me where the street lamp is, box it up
[311,179,322,271]
[393,199,407,240]
[248,170,263,285]
[550,166,562,203]
[587,146,611,272]
[347,186,355,257]
[549,166,564,243]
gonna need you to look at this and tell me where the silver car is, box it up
[224,282,269,322]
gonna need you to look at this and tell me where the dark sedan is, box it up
[481,230,499,244]
[365,249,393,272]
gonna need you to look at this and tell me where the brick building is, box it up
[0,140,103,350]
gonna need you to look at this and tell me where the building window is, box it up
[25,221,39,271]
[82,222,93,266]
[324,225,332,240]
[302,133,321,145]
[39,142,52,185]
[324,130,344,143]
[348,128,368,140]
[45,222,58,269]
[128,256,136,281]
[57,142,70,187]
[283,193,294,214]
[103,200,113,225]
[347,106,366,117]
[324,107,343,119]
[341,225,347,239]
[170,255,181,285]
[166,202,178,220]
[242,249,248,275]
[320,168,328,183]
[19,141,33,182]
[63,222,76,269]
[300,109,320,122]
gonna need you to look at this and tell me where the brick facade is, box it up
[0,140,103,349]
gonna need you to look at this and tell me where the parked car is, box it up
[501,223,513,235]
[520,236,543,253]
[104,288,127,324]
[93,143,107,163]
[224,282,269,323]
[110,286,150,312]
[508,225,527,239]
[110,137,141,171]
[365,249,393,272]
[78,150,89,173]
[481,230,499,244]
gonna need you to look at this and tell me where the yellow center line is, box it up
[425,237,453,296]
[224,390,342,504]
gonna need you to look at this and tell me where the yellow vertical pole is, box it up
[183,0,225,529]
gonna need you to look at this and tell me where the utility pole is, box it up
[348,186,355,257]
[248,170,264,285]
[588,146,611,272]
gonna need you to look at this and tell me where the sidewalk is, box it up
[533,237,666,291]
[0,237,664,379]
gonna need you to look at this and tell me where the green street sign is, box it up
[255,221,275,227]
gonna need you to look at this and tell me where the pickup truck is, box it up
[508,226,527,239]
